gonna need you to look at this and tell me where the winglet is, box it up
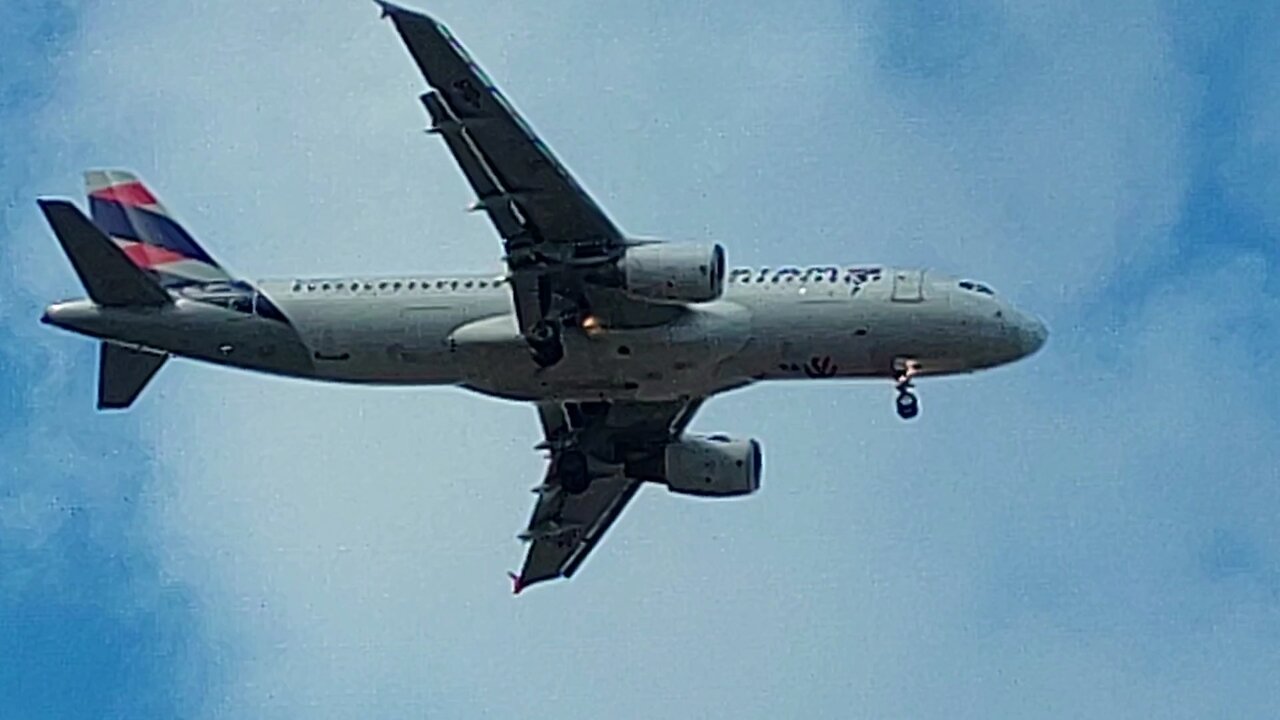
[507,571,526,595]
[375,1,407,19]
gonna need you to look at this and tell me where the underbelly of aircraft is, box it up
[314,315,757,401]
[290,297,990,398]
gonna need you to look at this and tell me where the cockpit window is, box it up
[959,280,995,295]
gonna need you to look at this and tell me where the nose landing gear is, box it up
[895,387,919,419]
[893,359,920,420]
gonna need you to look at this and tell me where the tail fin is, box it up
[37,198,172,409]
[85,170,234,288]
[37,199,172,307]
[98,342,168,410]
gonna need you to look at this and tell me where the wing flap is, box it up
[421,91,532,242]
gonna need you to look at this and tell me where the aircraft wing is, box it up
[379,3,679,331]
[512,398,702,592]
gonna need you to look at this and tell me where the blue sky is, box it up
[1,1,1278,718]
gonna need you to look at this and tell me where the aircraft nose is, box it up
[1017,311,1048,356]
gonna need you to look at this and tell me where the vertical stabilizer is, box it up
[98,343,168,410]
[85,169,234,287]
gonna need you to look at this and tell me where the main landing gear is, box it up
[527,319,565,368]
[893,359,920,420]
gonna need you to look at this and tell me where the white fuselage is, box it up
[43,264,1047,402]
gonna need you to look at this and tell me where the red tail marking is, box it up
[120,242,188,268]
[89,181,158,207]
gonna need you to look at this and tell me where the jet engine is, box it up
[620,243,726,304]
[662,434,762,497]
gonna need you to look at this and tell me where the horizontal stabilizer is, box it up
[38,199,172,307]
[98,342,168,410]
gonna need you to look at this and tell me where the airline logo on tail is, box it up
[82,169,290,324]
[85,170,234,287]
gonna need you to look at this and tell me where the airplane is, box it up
[34,2,1047,593]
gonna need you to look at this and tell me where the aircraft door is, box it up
[891,269,924,303]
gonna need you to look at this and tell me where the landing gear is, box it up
[527,319,564,368]
[555,449,590,495]
[895,389,919,420]
[893,358,921,421]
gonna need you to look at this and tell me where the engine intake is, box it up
[663,434,762,497]
[621,243,726,304]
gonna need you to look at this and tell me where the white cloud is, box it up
[21,0,1279,717]
[1222,8,1280,237]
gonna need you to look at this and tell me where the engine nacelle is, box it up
[620,243,726,304]
[664,434,762,497]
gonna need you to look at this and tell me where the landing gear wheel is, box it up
[527,320,564,368]
[556,450,590,495]
[895,391,919,420]
[891,357,921,421]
